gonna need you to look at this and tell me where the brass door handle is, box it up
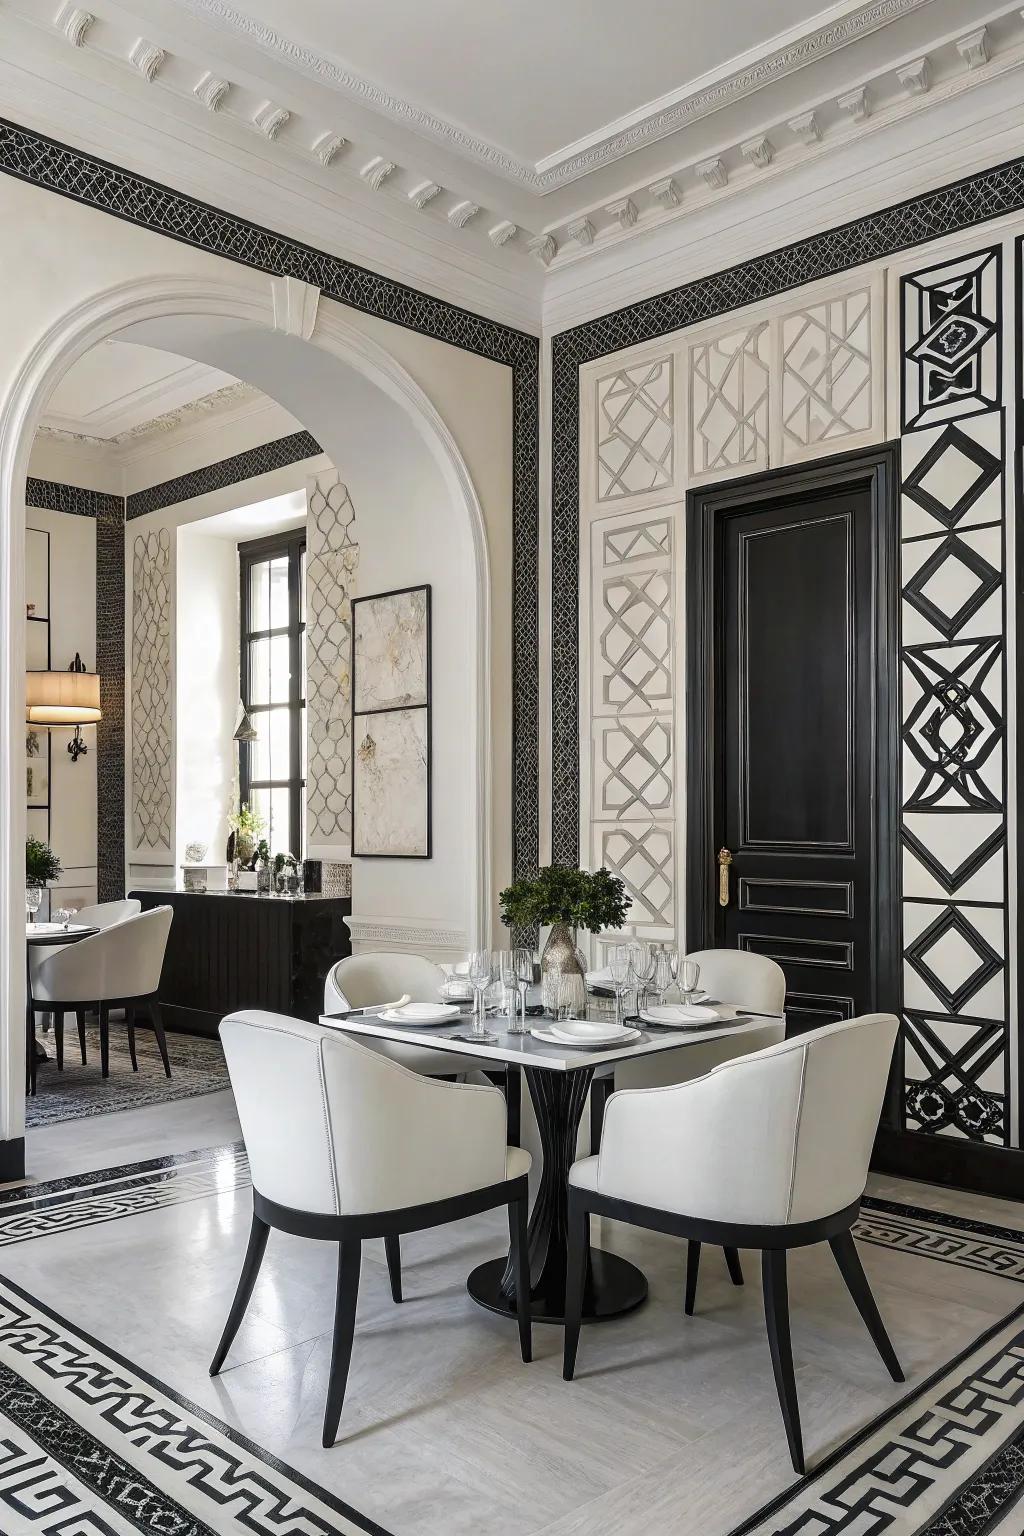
[717,848,733,908]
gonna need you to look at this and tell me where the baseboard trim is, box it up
[873,1128,1024,1201]
[0,1137,26,1183]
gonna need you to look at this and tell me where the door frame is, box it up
[684,443,901,1038]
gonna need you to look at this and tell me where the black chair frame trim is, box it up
[563,1191,903,1476]
[211,1174,532,1447]
[30,991,170,1085]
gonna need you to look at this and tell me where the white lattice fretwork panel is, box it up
[595,358,674,500]
[689,322,769,479]
[593,717,672,820]
[305,473,359,852]
[131,528,172,852]
[600,823,675,933]
[779,285,876,458]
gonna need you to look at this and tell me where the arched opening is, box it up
[1,276,493,1156]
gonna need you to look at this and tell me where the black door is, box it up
[687,449,899,1036]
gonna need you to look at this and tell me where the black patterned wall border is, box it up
[1015,237,1024,1133]
[549,153,1024,864]
[125,429,322,519]
[0,117,539,887]
[26,478,126,901]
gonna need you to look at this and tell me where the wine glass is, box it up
[609,943,632,1025]
[652,946,674,1005]
[467,949,497,1042]
[680,958,701,1006]
[53,907,73,931]
[512,947,533,1034]
[25,885,42,926]
[630,940,656,1015]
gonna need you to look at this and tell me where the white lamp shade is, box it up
[26,669,101,725]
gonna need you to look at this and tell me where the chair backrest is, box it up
[73,898,142,931]
[32,906,172,1004]
[684,948,786,1013]
[219,1010,506,1216]
[602,1013,899,1226]
[324,952,445,1012]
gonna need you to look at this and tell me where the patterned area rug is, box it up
[26,1024,230,1127]
[0,1153,1023,1535]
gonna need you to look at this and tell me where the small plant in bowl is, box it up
[499,866,630,1014]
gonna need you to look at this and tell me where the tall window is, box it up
[239,530,306,857]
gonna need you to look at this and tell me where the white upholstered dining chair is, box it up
[72,898,142,930]
[30,898,143,1067]
[29,906,173,1079]
[211,1011,532,1445]
[591,948,787,1296]
[324,952,483,1080]
[564,1013,902,1475]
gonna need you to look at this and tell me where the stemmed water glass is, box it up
[609,943,632,1025]
[513,947,533,1034]
[25,886,42,927]
[652,945,674,1006]
[680,958,701,1006]
[630,940,656,1015]
[468,949,497,1042]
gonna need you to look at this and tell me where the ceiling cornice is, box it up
[170,0,934,191]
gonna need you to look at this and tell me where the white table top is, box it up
[318,1006,779,1072]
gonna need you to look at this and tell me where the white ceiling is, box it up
[4,0,1023,327]
[43,340,244,440]
[185,489,306,541]
[227,0,823,167]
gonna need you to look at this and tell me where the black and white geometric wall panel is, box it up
[902,246,1001,431]
[305,471,358,855]
[900,247,1009,1146]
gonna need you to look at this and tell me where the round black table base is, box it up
[467,1248,648,1326]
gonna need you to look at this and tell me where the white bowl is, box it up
[379,1003,461,1026]
[550,1019,634,1046]
[642,1004,720,1027]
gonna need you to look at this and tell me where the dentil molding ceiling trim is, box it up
[171,0,932,190]
[39,379,264,448]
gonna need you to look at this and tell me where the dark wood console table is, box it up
[131,889,352,1037]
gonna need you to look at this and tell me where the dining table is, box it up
[320,994,784,1326]
[26,921,99,1094]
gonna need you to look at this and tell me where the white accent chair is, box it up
[72,898,142,930]
[591,949,787,1295]
[211,1011,532,1445]
[325,953,482,1080]
[564,1013,902,1475]
[29,906,173,1082]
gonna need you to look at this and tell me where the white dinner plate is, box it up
[378,1003,462,1026]
[641,1004,722,1028]
[531,1026,640,1050]
[551,1019,636,1046]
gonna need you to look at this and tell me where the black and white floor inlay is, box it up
[2,1150,1024,1535]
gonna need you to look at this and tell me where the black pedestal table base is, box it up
[466,1064,648,1325]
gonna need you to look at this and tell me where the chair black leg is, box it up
[149,998,171,1078]
[829,1230,904,1383]
[54,1012,64,1072]
[384,1235,402,1303]
[209,1211,270,1375]
[76,1008,87,1064]
[562,1191,589,1381]
[590,1074,613,1156]
[509,1193,532,1364]
[762,1249,804,1476]
[126,1004,138,1072]
[684,1239,701,1316]
[724,1246,744,1286]
[322,1240,361,1447]
[99,1002,110,1079]
[505,1066,521,1148]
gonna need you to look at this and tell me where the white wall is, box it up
[23,501,98,910]
[174,526,237,869]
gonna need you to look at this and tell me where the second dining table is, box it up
[321,996,782,1325]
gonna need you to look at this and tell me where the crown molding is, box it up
[171,0,933,191]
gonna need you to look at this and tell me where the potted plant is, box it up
[254,839,272,895]
[26,835,62,924]
[499,865,630,1014]
[227,802,264,869]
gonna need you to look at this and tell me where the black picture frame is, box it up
[350,583,432,860]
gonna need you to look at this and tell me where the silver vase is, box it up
[541,921,587,1016]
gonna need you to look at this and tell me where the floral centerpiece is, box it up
[499,865,630,1014]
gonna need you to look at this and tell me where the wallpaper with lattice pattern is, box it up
[130,529,172,852]
[305,472,358,852]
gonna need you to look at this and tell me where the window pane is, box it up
[251,706,291,782]
[299,550,307,625]
[269,787,292,854]
[269,556,289,629]
[248,635,290,706]
[249,560,270,634]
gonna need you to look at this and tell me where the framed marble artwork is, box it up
[351,585,432,858]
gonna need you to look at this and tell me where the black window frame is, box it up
[238,528,306,858]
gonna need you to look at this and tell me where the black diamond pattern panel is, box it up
[902,639,1002,810]
[902,423,1002,529]
[904,905,1002,1017]
[902,246,1001,431]
[903,1011,1007,1143]
[902,534,1001,641]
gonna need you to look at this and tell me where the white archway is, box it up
[0,274,492,1152]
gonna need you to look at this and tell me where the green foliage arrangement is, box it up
[26,836,62,886]
[499,865,630,934]
[228,802,265,841]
